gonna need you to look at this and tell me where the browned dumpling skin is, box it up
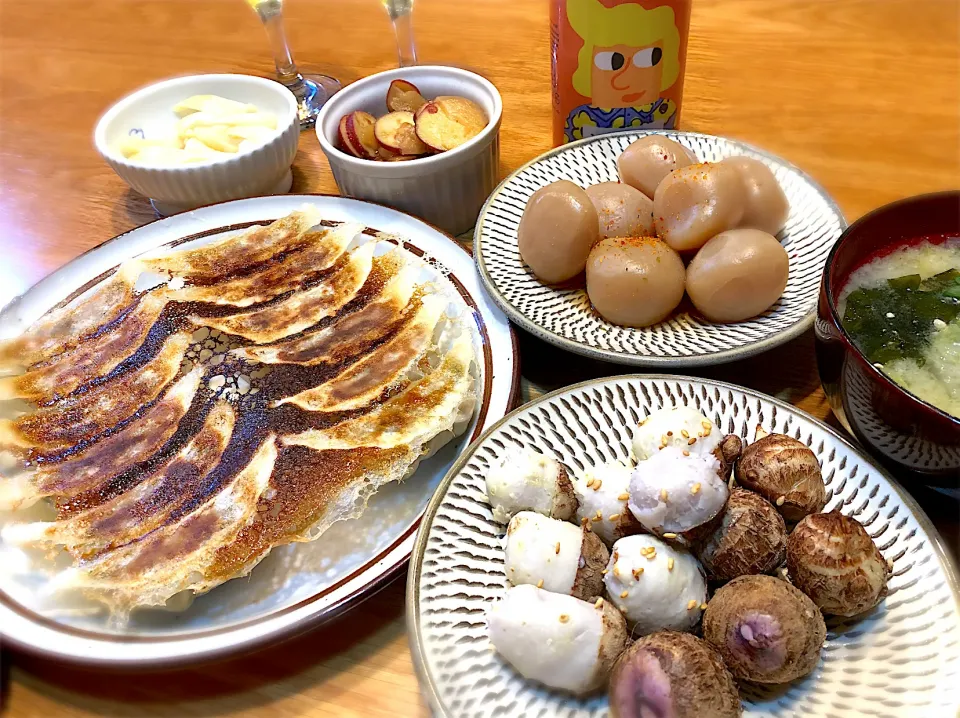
[685,229,789,323]
[518,180,600,283]
[617,136,697,199]
[723,156,790,235]
[653,162,746,253]
[585,237,685,327]
[585,182,655,240]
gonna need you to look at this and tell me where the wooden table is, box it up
[1,0,958,715]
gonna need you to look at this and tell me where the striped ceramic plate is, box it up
[474,131,845,367]
[407,375,960,718]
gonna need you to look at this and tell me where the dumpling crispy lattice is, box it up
[0,210,477,623]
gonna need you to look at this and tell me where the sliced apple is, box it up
[386,79,427,113]
[375,111,428,155]
[414,97,487,152]
[376,144,400,161]
[338,114,365,158]
[345,111,379,159]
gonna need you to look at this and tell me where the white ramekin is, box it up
[94,74,300,215]
[315,66,502,236]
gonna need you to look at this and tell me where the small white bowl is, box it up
[95,74,300,215]
[315,66,502,236]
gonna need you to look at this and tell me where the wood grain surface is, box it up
[1,0,958,715]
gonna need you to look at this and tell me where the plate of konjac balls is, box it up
[474,131,846,366]
[407,375,960,718]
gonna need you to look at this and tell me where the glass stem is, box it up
[391,11,418,68]
[257,2,307,96]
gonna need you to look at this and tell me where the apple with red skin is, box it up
[386,79,427,113]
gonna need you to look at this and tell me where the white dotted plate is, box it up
[474,131,846,367]
[407,375,960,718]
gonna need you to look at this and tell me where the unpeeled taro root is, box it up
[696,488,787,581]
[703,575,826,684]
[787,511,891,616]
[609,631,742,718]
[735,428,825,521]
[713,434,743,483]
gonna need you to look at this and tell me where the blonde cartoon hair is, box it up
[567,0,681,98]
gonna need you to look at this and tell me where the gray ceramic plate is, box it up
[407,375,960,718]
[0,195,519,667]
[474,131,846,367]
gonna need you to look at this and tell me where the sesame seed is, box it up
[702,421,712,430]
[581,517,590,526]
[691,483,701,495]
[667,558,675,571]
[595,598,604,609]
[609,513,621,521]
[613,550,619,561]
[585,477,596,488]
[660,488,668,502]
[661,434,668,445]
[614,565,621,577]
[776,495,786,506]
[641,546,654,555]
[646,551,657,560]
[687,437,697,445]
[620,590,629,599]
[618,492,630,501]
[682,450,690,457]
[681,429,689,438]
[593,479,603,491]
[700,603,708,610]
[687,600,698,610]
[602,568,609,575]
[537,579,544,588]
[703,427,711,436]
[559,614,569,623]
[555,542,561,555]
[663,532,677,539]
[510,567,515,572]
[697,431,704,438]
[632,567,644,579]
[596,509,604,520]
[667,430,673,436]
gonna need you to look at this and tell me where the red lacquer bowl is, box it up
[816,191,960,484]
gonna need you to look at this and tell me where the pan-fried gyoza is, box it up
[0,209,478,623]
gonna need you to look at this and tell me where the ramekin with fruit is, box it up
[316,66,502,235]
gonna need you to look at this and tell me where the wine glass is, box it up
[247,0,341,128]
[381,0,417,67]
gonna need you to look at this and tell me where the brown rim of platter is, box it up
[404,373,960,718]
[0,205,520,662]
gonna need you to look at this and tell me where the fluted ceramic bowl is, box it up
[94,74,300,215]
[315,66,502,236]
[816,191,960,484]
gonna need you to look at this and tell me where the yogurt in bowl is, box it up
[95,74,299,214]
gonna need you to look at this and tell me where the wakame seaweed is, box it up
[842,269,960,365]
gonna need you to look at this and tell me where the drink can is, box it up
[551,0,692,145]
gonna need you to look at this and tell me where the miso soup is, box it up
[840,237,960,418]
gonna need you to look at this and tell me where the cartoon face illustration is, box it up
[590,42,665,108]
[567,0,681,109]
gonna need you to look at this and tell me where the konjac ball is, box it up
[653,162,746,252]
[518,180,599,283]
[685,229,789,323]
[585,237,685,327]
[722,156,790,235]
[585,182,655,240]
[618,136,697,199]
